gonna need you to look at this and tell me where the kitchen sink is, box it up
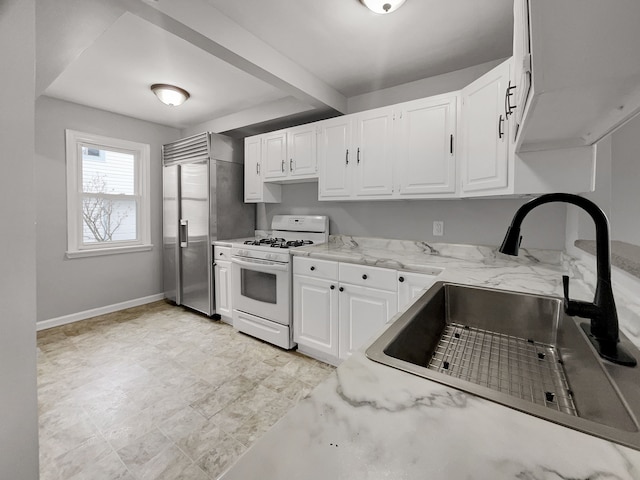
[366,282,640,450]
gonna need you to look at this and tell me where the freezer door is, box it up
[163,164,179,304]
[180,161,212,315]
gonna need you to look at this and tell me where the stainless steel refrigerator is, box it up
[162,132,255,316]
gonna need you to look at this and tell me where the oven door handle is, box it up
[231,257,290,272]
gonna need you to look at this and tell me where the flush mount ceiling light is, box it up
[150,83,190,106]
[360,0,406,14]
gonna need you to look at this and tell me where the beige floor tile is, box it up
[38,302,335,480]
[116,428,172,478]
[196,434,246,480]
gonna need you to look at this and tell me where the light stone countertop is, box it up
[219,236,640,480]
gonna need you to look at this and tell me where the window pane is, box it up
[82,197,137,243]
[82,147,135,195]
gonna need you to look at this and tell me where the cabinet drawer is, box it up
[293,257,338,280]
[214,246,232,260]
[339,263,396,291]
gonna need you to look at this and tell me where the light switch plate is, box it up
[433,221,444,236]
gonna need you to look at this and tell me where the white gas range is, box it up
[230,215,329,349]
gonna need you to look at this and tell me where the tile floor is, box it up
[37,301,334,480]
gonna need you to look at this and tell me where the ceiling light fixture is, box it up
[150,83,190,106]
[360,0,406,14]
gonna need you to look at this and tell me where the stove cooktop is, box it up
[243,238,315,249]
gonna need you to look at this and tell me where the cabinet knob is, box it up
[330,285,335,290]
[362,274,367,280]
[310,266,315,271]
[399,276,405,283]
[339,287,344,292]
[219,252,223,256]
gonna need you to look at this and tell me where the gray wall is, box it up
[569,113,640,247]
[35,96,180,321]
[610,113,640,245]
[347,59,504,113]
[260,183,567,250]
[0,0,39,476]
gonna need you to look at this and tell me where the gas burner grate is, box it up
[427,323,577,416]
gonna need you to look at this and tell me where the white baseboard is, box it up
[37,293,166,331]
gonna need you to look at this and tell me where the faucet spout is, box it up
[499,193,636,367]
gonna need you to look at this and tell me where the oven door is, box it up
[231,257,291,325]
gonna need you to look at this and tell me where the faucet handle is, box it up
[562,275,599,318]
[562,275,570,301]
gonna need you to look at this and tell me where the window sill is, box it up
[66,244,153,259]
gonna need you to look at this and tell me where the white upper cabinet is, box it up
[461,59,511,195]
[262,125,318,182]
[395,94,458,197]
[352,107,395,198]
[318,107,394,201]
[318,116,353,199]
[515,1,640,151]
[287,124,317,178]
[243,135,281,203]
[262,131,288,180]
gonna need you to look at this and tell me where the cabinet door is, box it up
[461,59,511,194]
[397,271,438,311]
[318,117,352,199]
[338,284,397,360]
[262,131,288,179]
[214,260,232,321]
[293,275,339,359]
[512,0,532,138]
[288,125,317,178]
[244,136,262,202]
[352,108,394,198]
[397,95,457,196]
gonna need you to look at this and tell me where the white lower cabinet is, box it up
[397,270,439,311]
[293,275,339,362]
[214,247,233,324]
[293,257,437,365]
[338,283,397,361]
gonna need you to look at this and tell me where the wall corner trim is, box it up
[37,293,166,331]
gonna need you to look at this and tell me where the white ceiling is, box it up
[40,0,513,132]
[44,13,288,129]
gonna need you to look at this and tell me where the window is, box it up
[65,130,151,258]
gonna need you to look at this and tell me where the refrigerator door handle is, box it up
[180,219,188,248]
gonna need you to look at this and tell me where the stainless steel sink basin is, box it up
[366,282,640,450]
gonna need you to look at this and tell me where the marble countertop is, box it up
[220,236,640,480]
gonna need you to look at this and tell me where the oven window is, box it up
[240,269,277,304]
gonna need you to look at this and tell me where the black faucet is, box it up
[499,193,636,367]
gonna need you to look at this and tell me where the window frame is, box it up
[65,129,152,258]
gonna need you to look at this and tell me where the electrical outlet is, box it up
[433,221,444,236]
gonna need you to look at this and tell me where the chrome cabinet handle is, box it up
[290,159,293,172]
[345,149,349,165]
[357,147,361,164]
[256,163,260,175]
[281,159,285,172]
[179,219,188,248]
[498,114,505,139]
